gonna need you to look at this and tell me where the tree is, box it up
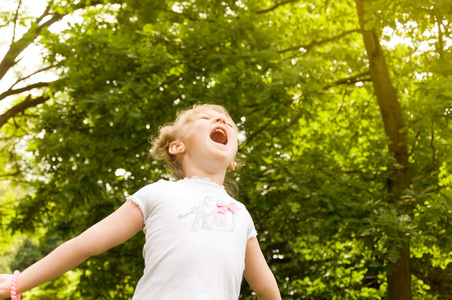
[0,1,113,127]
[1,0,451,299]
[355,0,411,298]
[0,0,118,185]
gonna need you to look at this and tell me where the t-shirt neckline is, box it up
[181,176,225,189]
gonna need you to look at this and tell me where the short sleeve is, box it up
[246,210,258,240]
[126,183,156,222]
[248,228,258,240]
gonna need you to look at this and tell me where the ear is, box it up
[168,141,185,155]
[228,160,236,171]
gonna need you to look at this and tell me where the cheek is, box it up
[182,124,205,144]
[231,132,239,146]
[231,139,239,153]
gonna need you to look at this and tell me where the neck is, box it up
[183,168,226,186]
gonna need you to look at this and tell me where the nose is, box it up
[215,117,226,124]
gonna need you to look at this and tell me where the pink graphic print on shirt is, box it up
[178,196,241,232]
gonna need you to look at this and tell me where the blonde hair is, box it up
[150,104,238,181]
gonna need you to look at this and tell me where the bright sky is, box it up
[0,0,60,114]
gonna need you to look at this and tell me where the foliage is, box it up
[0,0,451,298]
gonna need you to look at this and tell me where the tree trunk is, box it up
[387,246,412,299]
[355,0,412,299]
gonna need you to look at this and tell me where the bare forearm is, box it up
[244,238,281,300]
[16,236,90,293]
[254,279,281,300]
[256,292,282,300]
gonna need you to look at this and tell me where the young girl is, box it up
[0,104,281,299]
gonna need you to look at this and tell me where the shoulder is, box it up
[127,179,177,215]
[128,179,174,200]
[231,198,255,221]
[225,194,249,210]
[137,179,173,190]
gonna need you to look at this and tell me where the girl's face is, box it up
[179,109,238,171]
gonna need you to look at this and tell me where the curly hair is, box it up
[150,104,238,192]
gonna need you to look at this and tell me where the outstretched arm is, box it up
[243,237,281,300]
[0,199,143,298]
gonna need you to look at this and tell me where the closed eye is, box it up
[198,114,235,128]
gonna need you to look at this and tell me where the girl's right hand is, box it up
[0,273,12,299]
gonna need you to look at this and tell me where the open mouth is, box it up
[210,128,228,145]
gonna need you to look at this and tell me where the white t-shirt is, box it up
[128,177,258,300]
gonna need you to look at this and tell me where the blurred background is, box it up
[0,0,451,298]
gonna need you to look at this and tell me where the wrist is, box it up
[10,270,21,300]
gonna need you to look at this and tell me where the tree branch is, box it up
[35,4,52,25]
[5,64,56,91]
[256,0,301,14]
[0,0,105,81]
[0,94,50,129]
[0,13,64,81]
[323,71,371,90]
[0,171,21,178]
[279,29,361,54]
[12,0,22,43]
[0,82,51,101]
